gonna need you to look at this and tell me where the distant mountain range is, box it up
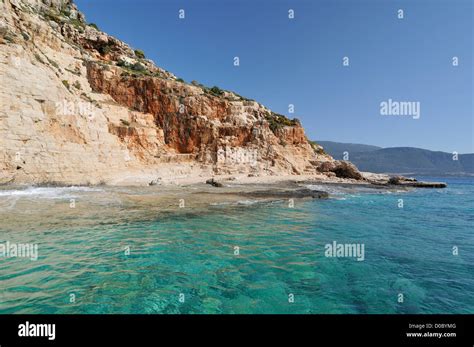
[318,141,474,176]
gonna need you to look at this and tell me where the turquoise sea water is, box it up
[0,177,472,314]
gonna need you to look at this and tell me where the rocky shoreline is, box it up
[199,172,448,201]
[150,173,447,203]
[0,174,447,218]
[0,172,447,190]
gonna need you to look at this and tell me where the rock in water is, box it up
[388,176,446,188]
[206,178,223,187]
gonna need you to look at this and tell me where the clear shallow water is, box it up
[0,177,472,314]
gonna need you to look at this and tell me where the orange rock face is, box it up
[84,60,330,177]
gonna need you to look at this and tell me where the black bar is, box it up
[0,314,472,346]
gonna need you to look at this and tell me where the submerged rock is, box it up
[206,178,223,187]
[237,188,329,199]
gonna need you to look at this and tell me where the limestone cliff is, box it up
[0,0,361,185]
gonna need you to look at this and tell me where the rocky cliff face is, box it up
[0,0,361,185]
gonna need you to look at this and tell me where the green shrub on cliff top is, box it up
[88,23,100,31]
[209,86,224,96]
[117,60,152,77]
[265,112,299,134]
[134,49,146,59]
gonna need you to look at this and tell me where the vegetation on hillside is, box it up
[134,49,145,59]
[88,23,99,31]
[265,112,300,134]
[308,139,327,155]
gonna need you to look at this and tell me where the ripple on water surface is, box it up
[0,178,473,313]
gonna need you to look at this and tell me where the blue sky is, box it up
[75,0,473,153]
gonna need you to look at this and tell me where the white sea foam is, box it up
[0,186,103,199]
[236,200,259,205]
[210,199,261,206]
[210,201,231,206]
